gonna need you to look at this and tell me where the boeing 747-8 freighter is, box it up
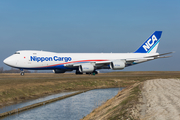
[3,31,172,75]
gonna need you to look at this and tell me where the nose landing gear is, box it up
[20,69,24,76]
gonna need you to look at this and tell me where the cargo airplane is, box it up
[3,31,172,75]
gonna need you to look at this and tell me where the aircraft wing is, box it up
[64,60,111,67]
[64,52,173,68]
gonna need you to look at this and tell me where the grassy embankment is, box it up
[0,71,180,108]
[82,71,180,120]
[82,82,142,120]
[107,83,142,120]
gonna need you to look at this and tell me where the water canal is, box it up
[1,88,123,120]
[0,91,78,114]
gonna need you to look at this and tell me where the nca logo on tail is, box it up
[134,31,162,53]
[143,35,158,51]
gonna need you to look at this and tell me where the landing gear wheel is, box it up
[86,73,91,75]
[75,70,83,75]
[92,72,96,75]
[20,72,24,76]
[94,71,98,74]
[92,70,98,75]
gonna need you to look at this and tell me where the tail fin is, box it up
[134,31,162,53]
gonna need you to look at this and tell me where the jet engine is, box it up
[79,64,94,73]
[110,60,125,70]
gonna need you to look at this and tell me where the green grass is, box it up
[108,84,141,120]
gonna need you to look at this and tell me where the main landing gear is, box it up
[87,71,98,75]
[75,70,98,75]
[75,70,83,75]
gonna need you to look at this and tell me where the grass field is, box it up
[0,71,180,107]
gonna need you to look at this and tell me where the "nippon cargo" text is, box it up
[30,56,72,62]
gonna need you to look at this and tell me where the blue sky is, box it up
[0,0,180,71]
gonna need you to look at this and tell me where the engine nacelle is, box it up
[53,69,66,73]
[110,60,125,70]
[79,64,94,73]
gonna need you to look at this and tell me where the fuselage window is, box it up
[14,52,20,54]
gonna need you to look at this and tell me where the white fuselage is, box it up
[3,50,158,70]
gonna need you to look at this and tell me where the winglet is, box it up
[134,31,162,53]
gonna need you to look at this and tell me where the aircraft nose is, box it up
[3,58,8,65]
[3,57,16,67]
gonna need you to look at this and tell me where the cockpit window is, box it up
[14,52,20,54]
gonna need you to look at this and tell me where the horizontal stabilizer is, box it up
[145,51,174,58]
[155,56,172,59]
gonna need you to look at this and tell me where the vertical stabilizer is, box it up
[134,31,162,53]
